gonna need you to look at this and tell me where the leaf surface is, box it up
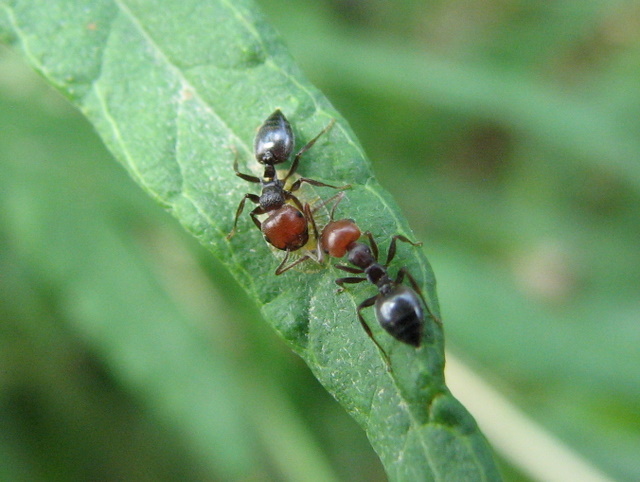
[0,0,500,479]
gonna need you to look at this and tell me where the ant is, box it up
[227,109,349,273]
[282,193,441,359]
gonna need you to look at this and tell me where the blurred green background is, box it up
[1,0,639,480]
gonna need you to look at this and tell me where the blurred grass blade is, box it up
[0,0,500,478]
[446,353,615,482]
[315,37,640,191]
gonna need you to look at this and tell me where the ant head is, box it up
[254,109,294,166]
[347,242,374,270]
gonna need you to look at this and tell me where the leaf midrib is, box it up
[109,1,449,471]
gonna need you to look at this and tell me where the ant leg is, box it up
[335,264,364,274]
[289,177,351,194]
[232,153,261,184]
[275,251,311,275]
[304,203,319,238]
[275,250,291,275]
[310,191,345,218]
[385,234,423,266]
[249,205,266,231]
[335,275,366,293]
[284,192,306,214]
[329,191,345,220]
[362,231,379,262]
[283,118,336,183]
[227,193,260,239]
[356,297,391,368]
[396,267,442,325]
[302,203,325,263]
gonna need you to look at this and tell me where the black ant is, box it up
[281,193,440,359]
[227,109,348,273]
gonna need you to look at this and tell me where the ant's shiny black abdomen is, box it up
[375,285,424,347]
[254,109,294,167]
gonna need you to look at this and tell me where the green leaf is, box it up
[0,0,500,479]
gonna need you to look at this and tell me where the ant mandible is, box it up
[282,193,441,358]
[227,109,349,273]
